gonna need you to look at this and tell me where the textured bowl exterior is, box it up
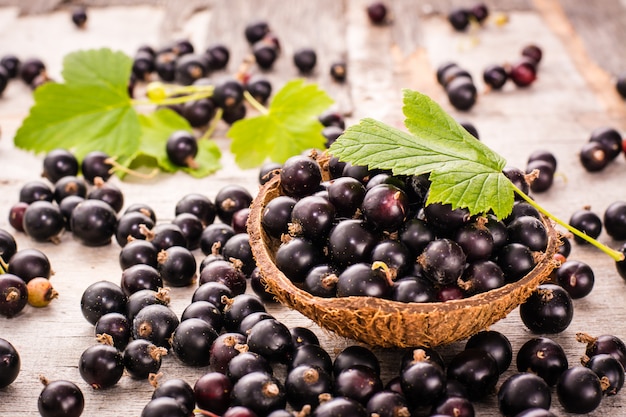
[248,174,560,348]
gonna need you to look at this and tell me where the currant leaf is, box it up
[228,79,334,168]
[328,89,515,219]
[14,48,140,160]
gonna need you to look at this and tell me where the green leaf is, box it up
[329,90,515,219]
[228,79,334,169]
[14,48,140,160]
[136,109,222,177]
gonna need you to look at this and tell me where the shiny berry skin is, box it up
[579,333,626,369]
[465,330,512,375]
[285,364,333,410]
[483,64,508,90]
[516,337,568,386]
[132,304,180,348]
[585,353,625,396]
[231,372,287,416]
[589,126,623,161]
[455,223,494,261]
[555,260,594,299]
[175,54,209,85]
[507,215,548,252]
[0,274,28,318]
[580,140,610,172]
[448,8,470,31]
[366,391,409,417]
[290,195,336,242]
[261,195,296,238]
[175,193,216,227]
[166,130,198,167]
[253,41,279,70]
[38,378,85,417]
[293,48,317,73]
[21,201,63,242]
[366,2,388,24]
[215,185,253,225]
[509,59,537,87]
[275,237,324,283]
[334,365,383,405]
[0,338,20,388]
[81,151,114,183]
[80,280,127,325]
[526,160,554,193]
[312,397,366,417]
[418,238,466,286]
[245,20,270,44]
[71,199,118,246]
[8,247,52,282]
[327,176,366,218]
[423,202,470,235]
[328,219,378,269]
[280,155,322,198]
[193,371,233,414]
[247,318,295,364]
[78,343,124,389]
[157,246,197,287]
[151,378,196,416]
[246,77,272,105]
[126,289,169,322]
[568,208,602,244]
[20,57,46,84]
[556,366,602,414]
[149,223,187,251]
[172,318,219,367]
[213,79,245,109]
[95,312,131,350]
[497,373,551,417]
[361,184,409,232]
[447,348,499,400]
[336,263,391,299]
[119,239,159,270]
[19,180,53,204]
[522,44,543,65]
[9,202,29,232]
[446,76,477,111]
[520,284,573,334]
[0,229,16,265]
[497,243,536,282]
[400,360,445,408]
[228,351,273,383]
[209,332,247,373]
[193,282,233,311]
[115,211,155,247]
[123,339,166,379]
[334,344,381,376]
[0,54,20,78]
[42,149,79,183]
[330,61,347,82]
[141,397,188,417]
[604,201,626,239]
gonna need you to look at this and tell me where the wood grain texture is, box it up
[1,1,626,416]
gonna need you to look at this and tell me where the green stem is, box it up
[243,90,269,115]
[199,108,224,141]
[132,90,214,106]
[511,184,624,262]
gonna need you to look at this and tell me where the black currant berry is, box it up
[81,151,114,183]
[418,238,466,286]
[166,130,198,168]
[483,64,508,90]
[157,246,197,287]
[585,353,625,396]
[71,199,118,246]
[247,318,295,364]
[580,141,610,172]
[95,312,131,350]
[556,366,602,414]
[175,54,208,85]
[516,337,568,386]
[555,259,594,299]
[42,149,79,183]
[447,348,499,400]
[465,330,512,375]
[568,208,602,244]
[275,237,324,283]
[215,185,253,225]
[285,364,333,410]
[280,155,322,198]
[231,372,287,416]
[400,359,446,408]
[519,284,573,334]
[152,378,196,416]
[38,378,85,417]
[508,59,537,87]
[497,372,551,417]
[328,219,378,269]
[293,48,317,73]
[80,280,128,325]
[119,239,159,270]
[7,247,52,282]
[123,339,167,379]
[141,397,188,417]
[171,318,219,367]
[132,304,180,348]
[589,126,622,161]
[0,338,20,388]
[78,343,124,389]
[604,201,626,240]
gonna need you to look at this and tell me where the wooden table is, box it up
[2,1,626,416]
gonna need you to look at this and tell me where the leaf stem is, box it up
[199,108,224,141]
[511,184,625,262]
[105,157,159,180]
[243,90,269,115]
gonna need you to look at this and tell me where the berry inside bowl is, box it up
[247,156,560,348]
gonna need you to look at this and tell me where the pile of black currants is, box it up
[579,126,624,172]
[262,153,556,304]
[483,44,542,91]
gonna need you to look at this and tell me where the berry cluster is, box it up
[436,62,478,111]
[483,44,542,90]
[366,2,390,25]
[0,229,57,317]
[579,126,624,172]
[262,154,556,303]
[447,3,490,32]
[0,54,51,93]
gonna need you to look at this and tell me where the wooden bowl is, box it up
[247,172,560,348]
